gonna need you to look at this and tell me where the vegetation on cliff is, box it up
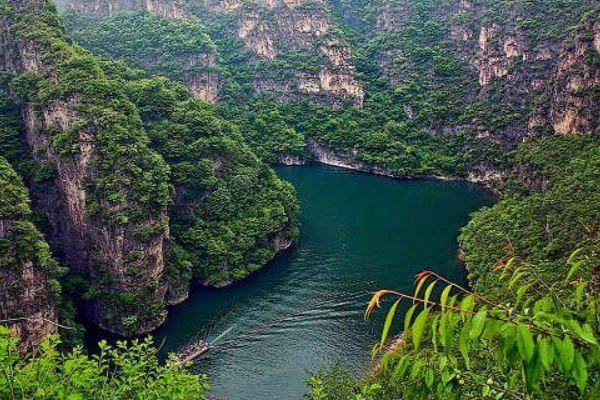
[460,136,600,300]
[3,0,600,398]
[1,0,298,337]
[0,155,64,349]
[65,10,217,84]
[109,71,299,288]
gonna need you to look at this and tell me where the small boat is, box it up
[173,339,209,366]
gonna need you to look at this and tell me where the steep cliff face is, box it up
[0,0,172,336]
[448,0,599,138]
[546,12,600,135]
[67,0,190,20]
[201,0,364,106]
[67,0,364,107]
[179,53,220,103]
[0,156,61,351]
[374,0,600,142]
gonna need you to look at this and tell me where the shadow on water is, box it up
[86,164,495,400]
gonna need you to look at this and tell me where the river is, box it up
[153,164,494,399]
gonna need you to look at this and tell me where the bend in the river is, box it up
[153,164,494,400]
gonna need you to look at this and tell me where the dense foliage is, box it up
[109,71,300,288]
[65,11,217,83]
[5,0,600,398]
[460,136,600,300]
[1,0,298,335]
[0,328,210,400]
[0,156,63,286]
[3,0,173,227]
[62,0,600,179]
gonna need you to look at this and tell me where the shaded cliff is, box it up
[111,75,300,294]
[0,156,63,350]
[0,0,172,336]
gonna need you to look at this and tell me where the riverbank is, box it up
[279,138,503,196]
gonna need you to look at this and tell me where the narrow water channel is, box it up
[153,164,494,399]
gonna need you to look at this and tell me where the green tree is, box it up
[0,329,210,400]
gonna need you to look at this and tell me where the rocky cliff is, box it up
[66,0,364,107]
[67,0,190,20]
[0,0,172,336]
[197,0,364,106]
[373,0,600,142]
[0,156,60,350]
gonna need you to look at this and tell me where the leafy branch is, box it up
[365,249,600,398]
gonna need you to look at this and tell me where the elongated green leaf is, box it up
[516,324,535,362]
[483,319,503,339]
[431,314,440,352]
[404,304,417,333]
[459,322,471,368]
[566,260,584,283]
[573,352,588,393]
[567,248,585,264]
[440,285,452,311]
[423,281,437,308]
[580,324,599,345]
[515,284,532,308]
[553,336,575,372]
[414,275,429,300]
[380,299,401,350]
[460,295,475,315]
[469,310,487,341]
[393,355,410,378]
[424,368,434,388]
[509,272,525,289]
[537,336,554,370]
[411,360,423,379]
[524,353,541,391]
[412,308,430,351]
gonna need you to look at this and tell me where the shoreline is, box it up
[278,138,503,197]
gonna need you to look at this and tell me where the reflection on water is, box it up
[153,165,494,400]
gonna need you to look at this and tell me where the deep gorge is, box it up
[2,0,600,399]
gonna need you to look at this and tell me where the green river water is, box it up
[153,164,494,400]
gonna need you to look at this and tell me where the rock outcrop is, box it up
[0,156,59,351]
[65,3,221,103]
[547,13,600,135]
[370,0,600,167]
[67,0,190,20]
[0,0,171,336]
[307,139,476,183]
[222,0,364,106]
[67,0,364,107]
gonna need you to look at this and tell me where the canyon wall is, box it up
[67,0,364,107]
[67,0,190,20]
[375,0,600,142]
[0,0,171,336]
[0,157,59,350]
[66,0,221,103]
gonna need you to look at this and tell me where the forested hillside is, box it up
[2,0,600,398]
[64,0,600,179]
[0,0,298,339]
